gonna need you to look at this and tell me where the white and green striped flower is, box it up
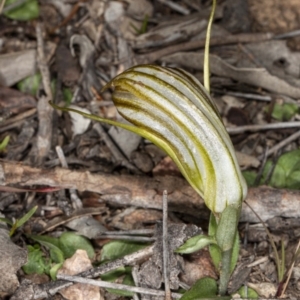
[103,64,247,214]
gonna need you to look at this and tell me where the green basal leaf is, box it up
[23,245,47,275]
[0,136,10,152]
[50,64,247,214]
[0,217,13,226]
[63,88,73,106]
[261,149,300,189]
[15,205,38,229]
[17,73,41,95]
[49,247,65,264]
[216,206,239,252]
[176,234,217,254]
[101,240,147,262]
[237,286,259,299]
[4,0,39,21]
[209,244,222,271]
[242,170,257,187]
[28,234,64,263]
[270,103,298,121]
[49,263,63,280]
[58,232,95,259]
[181,277,218,300]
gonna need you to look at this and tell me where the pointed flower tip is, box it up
[107,64,247,214]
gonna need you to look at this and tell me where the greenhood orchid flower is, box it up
[102,64,247,215]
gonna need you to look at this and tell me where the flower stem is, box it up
[204,0,217,93]
[218,248,233,296]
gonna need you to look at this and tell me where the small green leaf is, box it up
[0,136,10,152]
[0,217,13,226]
[261,149,300,189]
[237,286,259,299]
[216,206,239,252]
[28,234,64,263]
[63,88,73,106]
[181,277,219,300]
[271,103,298,121]
[49,263,63,280]
[101,240,147,262]
[242,170,257,187]
[176,235,217,254]
[22,245,47,275]
[17,73,41,95]
[4,0,39,21]
[15,206,38,229]
[59,232,95,259]
[208,213,217,236]
[209,244,222,270]
[49,247,65,264]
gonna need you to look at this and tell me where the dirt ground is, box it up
[1,0,300,299]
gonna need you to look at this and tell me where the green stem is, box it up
[204,0,217,93]
[218,248,232,296]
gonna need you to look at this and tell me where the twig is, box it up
[0,108,37,128]
[274,29,300,39]
[162,190,171,300]
[258,130,300,160]
[49,0,88,34]
[3,160,300,222]
[0,108,36,133]
[212,89,272,102]
[102,229,154,236]
[213,90,298,105]
[157,0,190,15]
[227,121,300,135]
[93,123,141,173]
[279,239,300,296]
[81,244,154,278]
[136,33,273,64]
[238,43,262,67]
[0,0,6,14]
[36,24,52,100]
[55,145,83,209]
[33,24,53,165]
[56,274,183,299]
[96,235,155,242]
[132,265,140,300]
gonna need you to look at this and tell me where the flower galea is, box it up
[103,64,248,215]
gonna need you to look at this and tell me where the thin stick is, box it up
[162,190,171,300]
[227,121,300,135]
[203,0,216,93]
[34,23,53,165]
[280,239,300,296]
[93,123,140,174]
[244,201,282,282]
[0,0,6,14]
[57,274,183,299]
[132,265,140,300]
[55,146,82,209]
[157,0,190,15]
[258,130,300,160]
